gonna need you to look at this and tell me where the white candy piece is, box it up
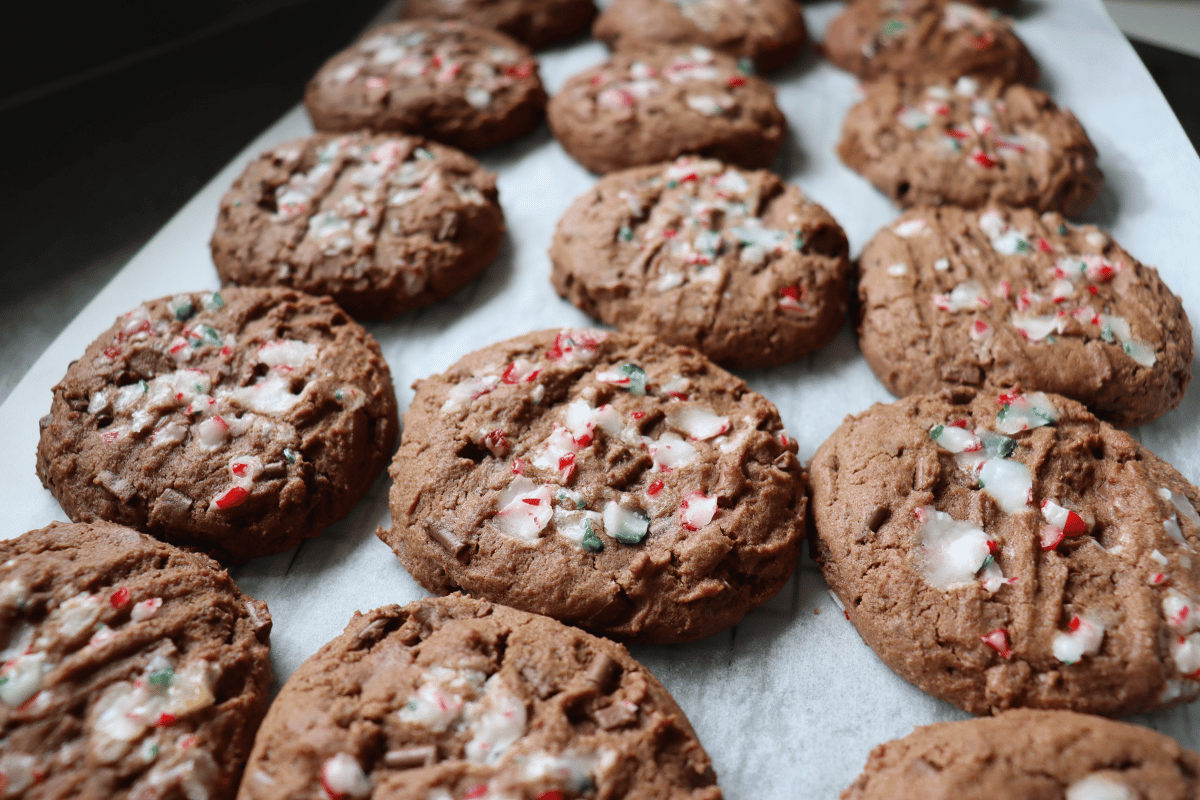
[679,492,718,531]
[666,405,730,441]
[493,478,553,542]
[931,424,980,454]
[464,675,528,764]
[257,339,318,369]
[1172,633,1200,677]
[441,374,501,413]
[321,753,372,799]
[977,458,1032,514]
[1066,774,1133,800]
[644,432,698,471]
[919,508,993,589]
[1052,614,1105,664]
[1163,589,1200,633]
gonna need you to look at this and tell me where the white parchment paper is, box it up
[3,1,1200,795]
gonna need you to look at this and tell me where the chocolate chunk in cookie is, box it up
[0,521,272,800]
[547,46,786,175]
[810,388,1200,716]
[825,0,1038,86]
[400,0,598,49]
[593,0,806,73]
[304,21,547,151]
[36,288,399,563]
[550,157,850,369]
[211,133,504,320]
[838,77,1102,215]
[843,709,1200,800]
[856,205,1192,428]
[238,595,722,800]
[380,328,805,643]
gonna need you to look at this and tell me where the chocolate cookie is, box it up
[824,0,1038,86]
[593,0,807,73]
[0,520,272,800]
[550,157,850,369]
[856,205,1192,428]
[36,288,400,563]
[810,388,1200,716]
[843,709,1200,800]
[380,328,805,643]
[237,595,722,800]
[399,0,598,49]
[547,46,786,175]
[211,133,505,320]
[304,21,547,151]
[838,77,1102,216]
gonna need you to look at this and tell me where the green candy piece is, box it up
[619,363,647,396]
[581,521,604,553]
[174,301,195,321]
[929,424,945,441]
[149,668,174,689]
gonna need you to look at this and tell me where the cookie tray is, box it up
[4,0,1200,795]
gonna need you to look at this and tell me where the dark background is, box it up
[2,1,1197,402]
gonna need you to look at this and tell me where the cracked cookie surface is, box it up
[842,709,1200,800]
[211,133,504,320]
[304,21,547,151]
[0,521,272,800]
[381,328,805,643]
[838,78,1102,216]
[856,205,1191,428]
[399,0,597,49]
[593,0,806,74]
[824,0,1037,85]
[36,287,399,563]
[550,158,850,370]
[810,388,1200,716]
[236,595,722,800]
[547,46,785,175]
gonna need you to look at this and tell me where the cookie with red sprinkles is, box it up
[842,709,1200,799]
[304,21,547,151]
[550,157,850,370]
[36,287,399,563]
[379,328,805,643]
[810,387,1200,716]
[547,45,786,175]
[838,77,1102,216]
[824,0,1038,86]
[856,205,1192,428]
[236,595,722,800]
[0,520,272,800]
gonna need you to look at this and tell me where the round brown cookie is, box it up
[856,205,1192,428]
[399,0,598,49]
[380,328,805,643]
[211,133,505,320]
[593,0,807,74]
[547,46,786,175]
[550,157,850,369]
[36,287,399,563]
[824,0,1038,86]
[236,595,722,800]
[838,78,1102,216]
[304,21,547,151]
[0,520,272,800]
[809,387,1200,716]
[842,709,1200,800]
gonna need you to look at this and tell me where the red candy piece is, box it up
[972,150,997,169]
[538,792,565,800]
[1037,237,1054,253]
[102,346,121,360]
[214,486,249,510]
[727,76,746,88]
[981,628,1013,659]
[466,786,489,800]
[1062,510,1087,537]
[505,61,534,79]
[647,480,664,496]
[968,31,995,50]
[156,713,177,727]
[110,587,131,609]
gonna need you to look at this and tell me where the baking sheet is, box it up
[4,0,1200,795]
